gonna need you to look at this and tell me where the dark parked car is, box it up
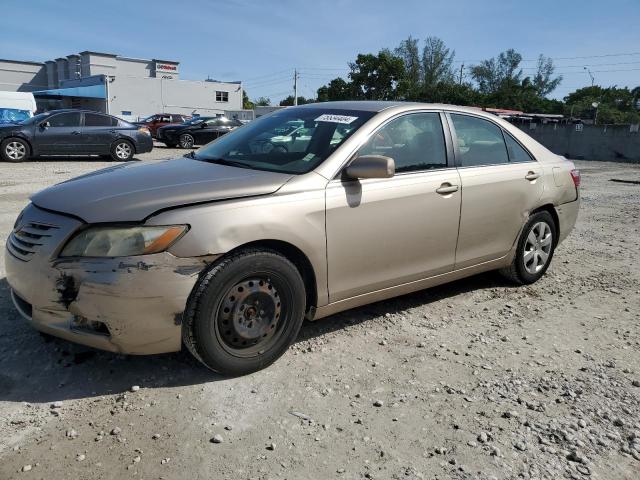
[134,113,190,137]
[0,109,153,162]
[156,116,243,148]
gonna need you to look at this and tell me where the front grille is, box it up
[7,222,60,262]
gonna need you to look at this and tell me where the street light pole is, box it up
[293,69,298,106]
[583,67,595,87]
[104,75,110,114]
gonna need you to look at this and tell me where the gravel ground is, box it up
[0,151,639,480]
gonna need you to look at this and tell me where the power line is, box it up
[453,51,640,64]
[242,68,293,82]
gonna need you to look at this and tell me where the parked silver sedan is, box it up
[5,102,580,375]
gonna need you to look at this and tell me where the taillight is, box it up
[570,169,581,188]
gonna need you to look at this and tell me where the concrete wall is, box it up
[516,123,640,162]
[0,60,48,92]
[108,76,242,119]
[81,52,117,79]
[115,57,153,78]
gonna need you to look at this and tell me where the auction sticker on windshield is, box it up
[314,114,359,124]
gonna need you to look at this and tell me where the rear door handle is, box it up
[71,131,81,135]
[525,171,540,181]
[436,183,459,195]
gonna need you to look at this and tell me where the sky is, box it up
[2,0,639,103]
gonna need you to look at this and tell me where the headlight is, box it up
[138,127,151,136]
[60,225,188,258]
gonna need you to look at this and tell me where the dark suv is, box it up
[0,109,153,162]
[156,116,243,148]
[134,113,190,137]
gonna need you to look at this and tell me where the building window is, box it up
[216,91,229,102]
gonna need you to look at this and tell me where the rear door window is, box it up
[450,114,509,167]
[84,113,117,127]
[504,133,534,163]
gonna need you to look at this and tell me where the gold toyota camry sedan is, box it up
[6,101,580,375]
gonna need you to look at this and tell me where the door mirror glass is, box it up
[40,121,51,129]
[345,155,395,179]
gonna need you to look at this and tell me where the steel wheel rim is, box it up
[523,221,552,274]
[115,142,131,159]
[180,134,194,148]
[6,142,26,160]
[215,277,285,358]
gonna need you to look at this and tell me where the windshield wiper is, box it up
[184,150,197,159]
[197,156,254,169]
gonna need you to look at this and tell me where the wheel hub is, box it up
[523,221,552,274]
[218,278,281,350]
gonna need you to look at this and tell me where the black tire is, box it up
[178,133,195,149]
[110,139,135,161]
[183,249,306,376]
[500,211,557,285]
[1,138,30,162]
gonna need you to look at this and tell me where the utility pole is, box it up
[293,69,298,106]
[459,63,464,85]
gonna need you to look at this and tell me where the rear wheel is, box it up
[1,138,30,162]
[500,211,556,285]
[110,140,134,161]
[183,249,306,376]
[179,133,195,149]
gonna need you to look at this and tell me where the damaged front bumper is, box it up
[5,204,216,354]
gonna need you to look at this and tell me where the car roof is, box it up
[295,100,489,115]
[42,109,112,115]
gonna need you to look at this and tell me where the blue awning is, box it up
[33,84,106,99]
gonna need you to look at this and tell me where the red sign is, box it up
[156,63,177,72]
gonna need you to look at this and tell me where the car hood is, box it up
[30,157,294,223]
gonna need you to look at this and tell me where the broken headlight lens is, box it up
[60,225,188,258]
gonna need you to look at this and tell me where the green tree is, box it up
[317,78,353,102]
[532,54,562,97]
[253,96,271,106]
[394,35,422,99]
[564,86,640,124]
[421,36,456,90]
[242,90,254,110]
[279,95,315,106]
[471,49,523,95]
[348,50,405,100]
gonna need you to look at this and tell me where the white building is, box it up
[0,51,246,121]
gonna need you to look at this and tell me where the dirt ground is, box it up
[0,149,638,480]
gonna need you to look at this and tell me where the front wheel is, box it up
[110,140,134,161]
[500,211,557,285]
[183,249,306,376]
[1,138,30,162]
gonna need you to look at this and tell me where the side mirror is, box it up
[40,121,50,129]
[200,122,208,128]
[345,155,395,179]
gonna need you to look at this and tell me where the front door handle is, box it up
[525,171,540,181]
[436,183,459,195]
[71,131,81,135]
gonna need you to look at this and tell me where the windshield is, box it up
[183,117,209,125]
[18,112,49,125]
[192,108,375,174]
[0,108,32,125]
